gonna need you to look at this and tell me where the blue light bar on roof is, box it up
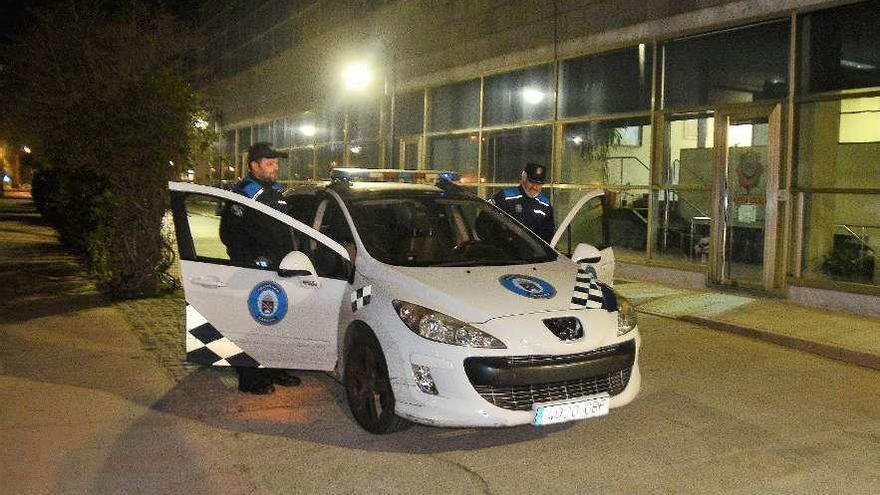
[331,168,460,184]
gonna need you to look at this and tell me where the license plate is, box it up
[532,393,610,426]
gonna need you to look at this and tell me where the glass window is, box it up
[223,130,236,158]
[839,97,880,143]
[286,148,314,181]
[560,118,651,185]
[560,45,653,117]
[350,101,379,141]
[348,142,379,168]
[318,110,344,144]
[664,21,790,108]
[394,91,425,136]
[315,143,343,180]
[255,122,271,142]
[653,189,714,264]
[292,113,319,146]
[802,0,880,93]
[483,64,554,126]
[429,79,480,131]
[797,97,880,189]
[665,116,715,187]
[481,126,552,184]
[346,194,556,267]
[653,116,715,263]
[552,187,650,258]
[237,127,252,153]
[800,192,879,286]
[184,194,233,262]
[552,189,607,254]
[273,118,290,148]
[428,134,479,182]
[183,193,348,274]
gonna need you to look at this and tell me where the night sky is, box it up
[0,0,202,43]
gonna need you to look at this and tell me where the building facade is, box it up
[196,0,880,314]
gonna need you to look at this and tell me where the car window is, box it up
[285,193,321,226]
[181,193,349,279]
[347,194,557,267]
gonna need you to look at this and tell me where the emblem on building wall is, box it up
[736,150,764,193]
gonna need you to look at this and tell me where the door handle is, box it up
[191,276,227,288]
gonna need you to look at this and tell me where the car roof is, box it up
[283,180,471,201]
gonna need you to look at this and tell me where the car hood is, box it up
[365,258,588,323]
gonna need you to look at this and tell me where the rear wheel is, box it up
[344,331,409,434]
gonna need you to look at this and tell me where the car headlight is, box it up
[617,295,637,336]
[392,300,506,349]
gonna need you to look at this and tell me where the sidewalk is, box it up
[614,279,880,370]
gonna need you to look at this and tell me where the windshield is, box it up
[347,193,557,267]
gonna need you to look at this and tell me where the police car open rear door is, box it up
[168,182,351,372]
[549,189,615,284]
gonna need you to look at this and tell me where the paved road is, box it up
[2,197,879,494]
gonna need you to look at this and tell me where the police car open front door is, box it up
[168,182,351,372]
[549,189,615,284]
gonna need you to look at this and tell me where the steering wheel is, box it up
[452,240,482,254]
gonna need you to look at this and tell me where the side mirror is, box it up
[572,243,615,286]
[572,243,602,264]
[278,251,320,288]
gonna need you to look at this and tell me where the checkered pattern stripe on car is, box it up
[185,303,261,367]
[351,285,372,312]
[570,264,605,310]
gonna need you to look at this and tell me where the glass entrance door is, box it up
[710,105,782,289]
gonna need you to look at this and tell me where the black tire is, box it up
[344,331,409,434]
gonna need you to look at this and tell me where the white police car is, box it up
[168,169,640,433]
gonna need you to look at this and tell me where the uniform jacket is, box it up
[490,185,555,243]
[220,175,292,267]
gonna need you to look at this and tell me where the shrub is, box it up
[2,0,209,298]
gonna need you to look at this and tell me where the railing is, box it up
[835,223,877,251]
[604,155,649,185]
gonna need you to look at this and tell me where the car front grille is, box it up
[504,342,624,366]
[472,367,632,411]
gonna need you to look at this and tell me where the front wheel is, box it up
[344,331,409,434]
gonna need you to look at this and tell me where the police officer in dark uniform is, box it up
[220,141,301,394]
[489,162,555,243]
[221,142,291,269]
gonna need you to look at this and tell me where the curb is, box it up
[680,315,880,371]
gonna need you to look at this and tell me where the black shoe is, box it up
[236,367,276,394]
[240,381,275,395]
[271,370,301,387]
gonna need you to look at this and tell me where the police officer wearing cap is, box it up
[220,141,301,394]
[489,162,555,243]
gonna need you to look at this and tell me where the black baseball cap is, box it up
[523,162,547,183]
[248,142,288,163]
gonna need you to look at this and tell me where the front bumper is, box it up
[393,331,641,428]
[465,340,635,411]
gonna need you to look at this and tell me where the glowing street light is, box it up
[299,124,317,137]
[522,87,545,105]
[194,118,209,130]
[22,146,32,154]
[343,62,372,91]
